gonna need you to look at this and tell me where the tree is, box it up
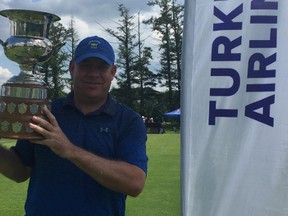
[106,4,157,113]
[144,0,184,110]
[133,13,157,115]
[64,16,80,91]
[171,0,184,99]
[37,18,79,99]
[37,22,71,99]
[105,4,138,107]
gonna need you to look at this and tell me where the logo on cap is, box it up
[89,40,100,49]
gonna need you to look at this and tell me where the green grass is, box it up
[0,139,28,216]
[126,133,180,216]
[0,133,180,215]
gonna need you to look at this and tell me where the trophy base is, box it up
[0,96,50,140]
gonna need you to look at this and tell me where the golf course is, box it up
[0,133,180,215]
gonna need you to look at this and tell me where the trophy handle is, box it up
[36,41,66,64]
[53,41,66,54]
[0,39,6,47]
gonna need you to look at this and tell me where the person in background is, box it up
[0,35,148,216]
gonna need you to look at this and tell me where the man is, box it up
[0,35,148,215]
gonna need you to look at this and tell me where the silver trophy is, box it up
[0,9,63,139]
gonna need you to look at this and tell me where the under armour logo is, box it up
[100,127,109,133]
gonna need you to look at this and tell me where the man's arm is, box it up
[0,144,31,182]
[29,108,146,197]
[63,144,146,197]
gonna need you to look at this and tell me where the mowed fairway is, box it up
[0,133,180,215]
[126,133,180,216]
[0,139,28,216]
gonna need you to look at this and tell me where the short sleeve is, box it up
[11,139,35,167]
[116,111,148,174]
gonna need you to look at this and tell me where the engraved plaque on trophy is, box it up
[0,9,63,139]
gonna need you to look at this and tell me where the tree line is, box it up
[38,0,184,122]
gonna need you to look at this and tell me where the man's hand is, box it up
[29,107,146,196]
[29,107,73,158]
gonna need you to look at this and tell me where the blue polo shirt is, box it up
[13,93,148,216]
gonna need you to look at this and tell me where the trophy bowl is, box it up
[0,9,63,140]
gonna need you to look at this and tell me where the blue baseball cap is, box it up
[74,36,115,66]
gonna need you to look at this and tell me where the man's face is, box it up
[70,57,116,100]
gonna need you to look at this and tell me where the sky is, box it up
[0,0,184,87]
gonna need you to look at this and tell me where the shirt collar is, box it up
[63,92,116,116]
